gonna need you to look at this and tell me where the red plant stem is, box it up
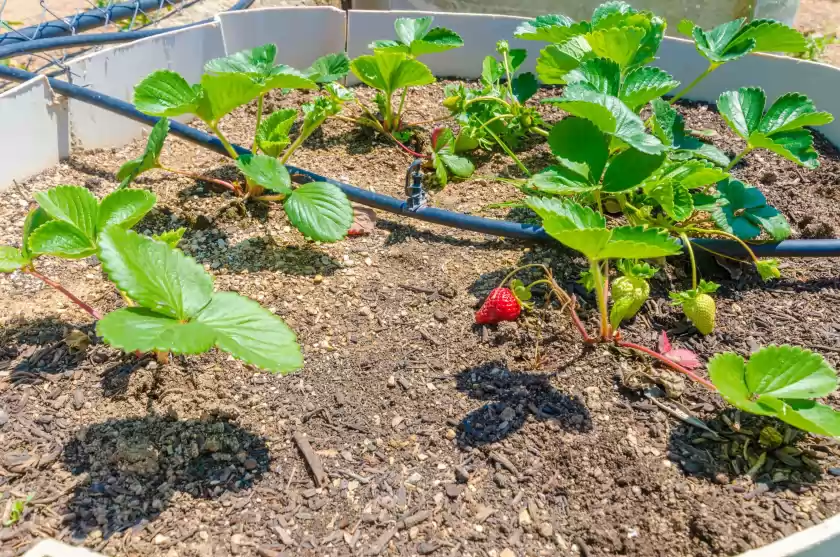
[567,295,594,344]
[387,132,427,159]
[160,166,241,194]
[26,269,103,320]
[616,340,717,391]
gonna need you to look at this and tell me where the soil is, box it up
[2,81,840,557]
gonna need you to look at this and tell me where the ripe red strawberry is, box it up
[475,287,521,325]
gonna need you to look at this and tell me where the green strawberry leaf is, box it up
[283,181,353,243]
[152,228,186,249]
[511,72,539,103]
[394,16,433,45]
[28,221,97,259]
[525,167,598,195]
[303,52,351,83]
[708,352,776,416]
[547,117,609,184]
[34,185,98,242]
[526,197,610,260]
[117,117,169,188]
[0,246,27,272]
[758,398,840,438]
[432,153,449,186]
[564,57,620,96]
[746,345,837,399]
[481,56,504,86]
[98,226,213,320]
[729,19,807,54]
[757,92,834,135]
[545,84,665,154]
[645,181,694,222]
[711,179,790,240]
[204,44,277,75]
[602,148,666,193]
[199,72,264,122]
[535,37,594,84]
[195,291,303,374]
[750,130,820,169]
[650,99,730,166]
[408,27,464,56]
[709,346,840,436]
[97,307,216,354]
[756,258,781,281]
[584,26,645,69]
[350,52,435,96]
[21,208,51,260]
[619,66,679,111]
[718,87,766,139]
[657,160,729,188]
[440,153,474,179]
[236,154,291,194]
[97,189,156,232]
[514,15,588,42]
[256,109,297,157]
[598,225,682,260]
[133,70,201,117]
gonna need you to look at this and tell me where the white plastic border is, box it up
[0,10,839,555]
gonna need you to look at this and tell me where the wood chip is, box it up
[293,431,328,488]
[367,526,397,555]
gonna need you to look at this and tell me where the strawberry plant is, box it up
[343,16,462,139]
[124,44,355,242]
[0,185,302,374]
[471,4,840,439]
[441,40,546,175]
[369,16,464,57]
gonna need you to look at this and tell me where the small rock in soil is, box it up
[538,523,554,538]
[828,467,840,476]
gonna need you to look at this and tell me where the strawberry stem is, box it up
[26,269,102,320]
[680,233,698,290]
[615,340,717,391]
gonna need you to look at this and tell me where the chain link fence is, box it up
[0,1,226,89]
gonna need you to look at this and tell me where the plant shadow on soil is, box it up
[61,415,270,540]
[1,317,91,385]
[454,362,592,447]
[666,410,825,490]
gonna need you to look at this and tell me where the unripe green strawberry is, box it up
[683,293,716,335]
[609,276,649,330]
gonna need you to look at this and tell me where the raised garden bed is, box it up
[2,5,840,557]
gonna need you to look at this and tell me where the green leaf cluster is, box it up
[695,178,790,240]
[350,51,435,131]
[718,87,833,168]
[518,2,666,86]
[0,185,156,268]
[526,196,681,261]
[430,127,475,186]
[441,40,543,153]
[526,116,665,196]
[370,16,464,57]
[709,345,840,437]
[96,227,303,374]
[133,44,342,125]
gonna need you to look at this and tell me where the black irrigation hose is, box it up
[0,0,255,49]
[3,64,840,259]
